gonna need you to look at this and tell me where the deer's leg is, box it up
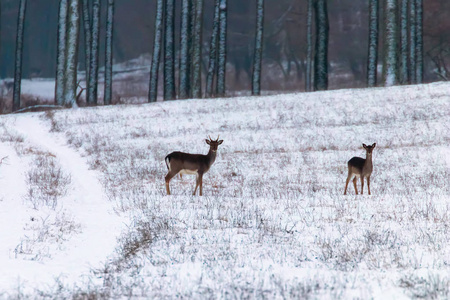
[367,176,371,195]
[344,175,351,195]
[199,174,203,196]
[361,176,365,195]
[193,174,200,196]
[165,171,177,195]
[352,177,358,195]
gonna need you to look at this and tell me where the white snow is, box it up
[0,81,449,298]
[0,114,123,295]
[20,79,56,101]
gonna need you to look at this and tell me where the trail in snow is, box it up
[0,113,123,294]
[0,141,29,272]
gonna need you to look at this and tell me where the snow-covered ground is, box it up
[0,82,449,298]
[0,113,123,297]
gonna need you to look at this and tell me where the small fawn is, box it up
[344,143,376,195]
[165,136,223,196]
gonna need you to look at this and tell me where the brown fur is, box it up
[165,137,223,196]
[344,143,376,195]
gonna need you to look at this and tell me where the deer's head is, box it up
[363,143,376,155]
[206,136,223,152]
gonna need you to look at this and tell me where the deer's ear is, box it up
[372,143,376,148]
[218,140,223,145]
[206,139,211,145]
[363,144,367,149]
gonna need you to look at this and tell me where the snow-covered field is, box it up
[0,82,449,298]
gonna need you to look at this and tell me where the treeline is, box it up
[147,0,425,101]
[381,0,423,87]
[148,0,229,102]
[7,0,116,110]
[2,0,428,112]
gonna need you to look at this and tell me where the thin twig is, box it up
[0,156,9,166]
[76,80,86,102]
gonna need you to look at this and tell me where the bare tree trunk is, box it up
[104,0,115,105]
[415,0,423,83]
[216,0,227,97]
[191,0,203,98]
[409,0,416,83]
[400,0,408,84]
[87,0,100,105]
[383,0,398,86]
[305,0,313,91]
[367,0,379,87]
[252,0,264,96]
[313,0,329,91]
[0,4,1,77]
[149,0,164,102]
[179,0,192,99]
[12,0,27,111]
[63,0,80,107]
[189,0,197,98]
[55,0,68,106]
[164,0,176,100]
[81,0,91,87]
[205,0,220,98]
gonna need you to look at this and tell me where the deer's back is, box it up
[166,151,210,172]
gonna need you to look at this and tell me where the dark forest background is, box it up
[1,0,449,92]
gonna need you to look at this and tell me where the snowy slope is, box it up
[0,82,449,298]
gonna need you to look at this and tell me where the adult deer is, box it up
[165,136,223,196]
[344,143,376,195]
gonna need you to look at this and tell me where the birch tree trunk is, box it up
[55,0,68,106]
[205,0,220,98]
[191,0,203,99]
[415,0,423,83]
[382,0,398,86]
[149,0,164,102]
[0,4,1,73]
[164,0,176,100]
[251,0,264,96]
[104,0,115,105]
[313,0,329,91]
[81,0,91,87]
[305,0,313,92]
[400,0,408,84]
[409,0,416,83]
[216,0,227,97]
[12,0,27,111]
[87,0,100,105]
[179,0,192,99]
[63,0,80,107]
[367,0,379,87]
[189,0,197,97]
